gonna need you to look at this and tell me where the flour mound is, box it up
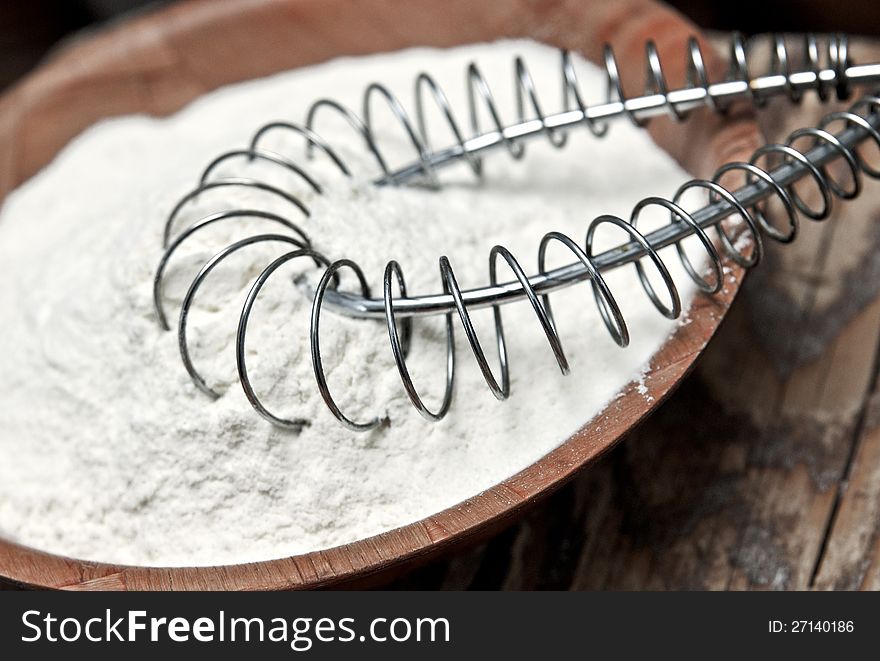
[0,40,697,566]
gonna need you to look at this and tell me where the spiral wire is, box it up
[300,32,857,185]
[314,96,879,431]
[152,34,880,431]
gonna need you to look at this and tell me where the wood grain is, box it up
[0,0,758,590]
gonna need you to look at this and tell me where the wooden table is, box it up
[387,40,880,591]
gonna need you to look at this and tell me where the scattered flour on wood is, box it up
[0,40,700,566]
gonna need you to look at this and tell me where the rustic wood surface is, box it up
[386,39,880,590]
[0,0,875,590]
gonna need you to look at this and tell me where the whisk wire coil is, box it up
[153,33,880,430]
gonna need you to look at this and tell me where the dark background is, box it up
[2,0,880,92]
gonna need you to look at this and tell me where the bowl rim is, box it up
[0,281,740,590]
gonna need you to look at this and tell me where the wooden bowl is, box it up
[0,0,759,590]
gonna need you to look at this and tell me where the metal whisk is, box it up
[153,33,880,432]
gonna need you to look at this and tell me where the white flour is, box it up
[0,40,700,566]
